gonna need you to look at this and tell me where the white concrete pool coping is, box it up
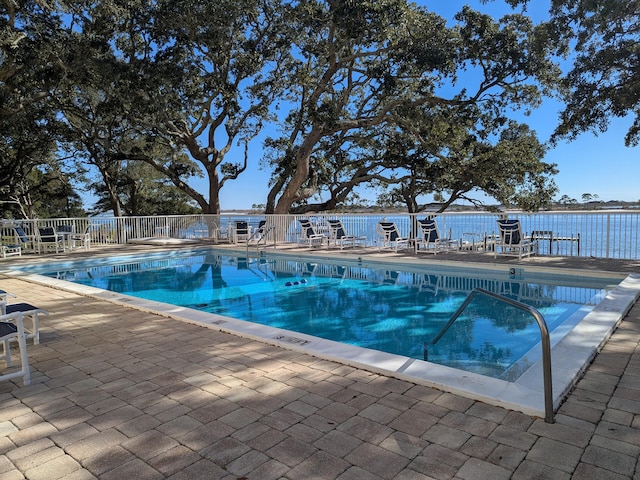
[3,247,640,420]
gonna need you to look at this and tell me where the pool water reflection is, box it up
[26,249,619,381]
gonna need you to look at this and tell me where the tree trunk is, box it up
[206,164,220,215]
[107,185,122,217]
[265,174,286,214]
[273,128,323,214]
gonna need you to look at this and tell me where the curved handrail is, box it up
[430,287,554,423]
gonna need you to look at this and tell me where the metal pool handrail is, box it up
[429,287,554,423]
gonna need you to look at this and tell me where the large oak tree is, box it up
[138,0,290,214]
[264,1,562,213]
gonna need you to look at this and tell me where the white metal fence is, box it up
[3,210,640,259]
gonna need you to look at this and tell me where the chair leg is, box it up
[16,330,30,386]
[27,313,40,345]
[0,314,32,386]
[2,338,12,367]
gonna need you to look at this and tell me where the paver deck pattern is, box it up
[1,245,640,479]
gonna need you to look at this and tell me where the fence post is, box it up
[606,213,611,259]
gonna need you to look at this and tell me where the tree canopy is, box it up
[548,0,640,146]
[263,2,561,213]
[0,0,578,216]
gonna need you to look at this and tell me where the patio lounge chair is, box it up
[327,219,366,249]
[298,219,327,248]
[415,218,459,255]
[0,290,15,302]
[375,222,410,252]
[0,301,49,345]
[234,221,251,243]
[1,244,21,258]
[248,220,267,244]
[70,225,92,250]
[211,220,232,244]
[0,311,30,385]
[38,227,65,253]
[12,226,38,253]
[494,219,537,260]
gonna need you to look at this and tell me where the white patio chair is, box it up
[37,227,65,253]
[12,226,39,254]
[1,245,21,258]
[233,221,251,243]
[298,219,327,248]
[70,225,92,250]
[0,290,16,302]
[327,219,366,249]
[494,219,537,260]
[0,311,31,386]
[415,219,459,255]
[1,301,49,345]
[375,222,410,252]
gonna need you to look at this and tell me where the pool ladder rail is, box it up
[426,288,554,424]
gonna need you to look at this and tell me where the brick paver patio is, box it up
[1,247,640,479]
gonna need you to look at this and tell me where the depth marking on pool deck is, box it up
[273,334,310,346]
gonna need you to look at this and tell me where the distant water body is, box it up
[435,212,640,259]
[393,212,639,259]
[203,211,640,260]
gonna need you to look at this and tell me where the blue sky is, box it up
[211,1,640,209]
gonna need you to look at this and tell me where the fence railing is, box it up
[2,210,640,259]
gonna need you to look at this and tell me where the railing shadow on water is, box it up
[2,210,640,260]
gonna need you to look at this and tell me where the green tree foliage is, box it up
[549,0,640,146]
[2,0,210,217]
[26,169,85,219]
[53,50,203,217]
[1,165,85,219]
[265,2,562,214]
[0,105,60,215]
[90,161,200,216]
[134,0,289,214]
[0,1,67,122]
[374,110,558,213]
[581,192,599,203]
[558,194,577,209]
[1,0,569,216]
[265,0,452,213]
[51,0,205,216]
[0,1,71,215]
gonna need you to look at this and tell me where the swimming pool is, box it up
[6,247,640,418]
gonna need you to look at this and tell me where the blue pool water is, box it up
[20,249,620,380]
